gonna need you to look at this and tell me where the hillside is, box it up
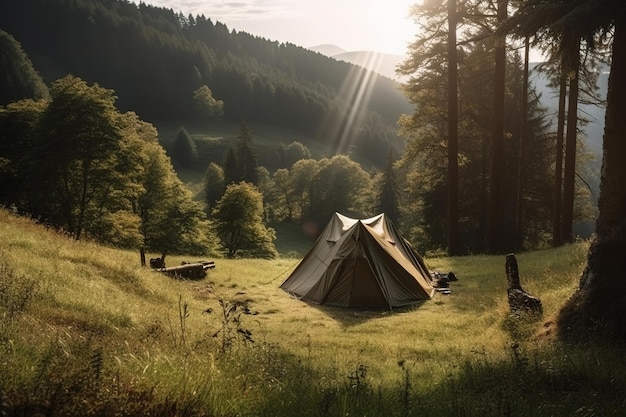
[0,0,412,171]
[4,208,626,416]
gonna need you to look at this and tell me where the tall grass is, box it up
[1,208,624,416]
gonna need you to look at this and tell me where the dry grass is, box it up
[3,207,614,416]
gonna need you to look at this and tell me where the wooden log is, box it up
[160,263,206,279]
[182,260,216,269]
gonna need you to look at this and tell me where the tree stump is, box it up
[506,254,542,315]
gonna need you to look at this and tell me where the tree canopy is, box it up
[211,182,277,258]
[0,76,212,255]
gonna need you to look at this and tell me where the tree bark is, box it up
[447,0,460,255]
[552,60,567,247]
[515,37,530,248]
[561,38,581,244]
[487,0,507,253]
[595,22,626,240]
[557,18,626,340]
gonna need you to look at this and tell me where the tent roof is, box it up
[280,213,434,308]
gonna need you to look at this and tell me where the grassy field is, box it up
[1,208,625,416]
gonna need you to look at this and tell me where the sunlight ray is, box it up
[317,52,386,155]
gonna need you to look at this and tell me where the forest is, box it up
[0,0,603,256]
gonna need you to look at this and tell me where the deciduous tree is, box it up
[212,182,277,258]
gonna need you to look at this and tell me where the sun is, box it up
[362,1,417,55]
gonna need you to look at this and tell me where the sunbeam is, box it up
[317,52,387,155]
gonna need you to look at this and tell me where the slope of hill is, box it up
[0,0,412,167]
[4,207,621,417]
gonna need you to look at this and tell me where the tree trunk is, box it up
[557,19,626,340]
[552,60,567,247]
[561,39,581,244]
[447,0,460,255]
[487,0,507,253]
[515,37,529,248]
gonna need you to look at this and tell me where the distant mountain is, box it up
[308,44,348,57]
[308,45,405,81]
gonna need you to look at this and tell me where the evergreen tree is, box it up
[172,127,198,168]
[0,29,48,105]
[236,121,258,185]
[223,147,238,185]
[399,4,555,252]
[486,0,509,253]
[374,150,400,224]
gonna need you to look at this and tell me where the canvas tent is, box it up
[280,213,434,308]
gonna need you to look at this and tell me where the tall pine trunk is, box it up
[487,0,507,252]
[552,60,567,247]
[447,0,460,255]
[515,37,530,248]
[595,21,626,239]
[561,38,580,243]
[557,18,626,340]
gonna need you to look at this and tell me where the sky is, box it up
[135,0,418,57]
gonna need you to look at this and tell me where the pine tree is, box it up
[236,121,258,185]
[375,150,400,224]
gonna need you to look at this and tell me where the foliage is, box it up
[0,76,212,255]
[203,161,225,215]
[192,84,224,120]
[203,289,257,354]
[0,29,48,105]
[212,182,277,258]
[34,75,137,240]
[308,155,373,222]
[283,141,311,168]
[0,98,48,205]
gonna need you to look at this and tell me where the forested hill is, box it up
[0,0,411,144]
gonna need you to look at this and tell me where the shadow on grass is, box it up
[253,339,626,417]
[310,301,428,327]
